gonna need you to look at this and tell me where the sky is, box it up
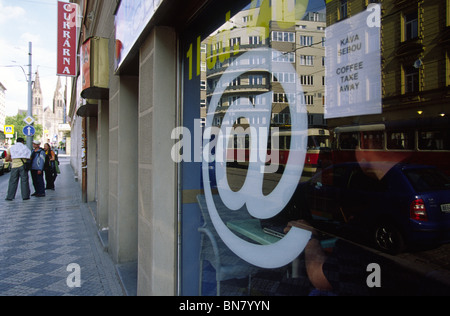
[0,0,63,117]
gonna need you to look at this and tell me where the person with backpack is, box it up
[5,138,32,201]
[43,143,57,190]
[30,140,46,197]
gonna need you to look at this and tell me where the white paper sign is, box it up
[325,4,382,119]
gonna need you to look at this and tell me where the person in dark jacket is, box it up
[30,140,46,197]
[43,143,57,190]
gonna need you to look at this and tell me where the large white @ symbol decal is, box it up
[202,48,312,269]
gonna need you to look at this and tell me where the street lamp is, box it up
[0,42,33,149]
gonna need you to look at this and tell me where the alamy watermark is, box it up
[171,119,286,174]
[66,263,81,288]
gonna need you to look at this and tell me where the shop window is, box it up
[179,0,450,297]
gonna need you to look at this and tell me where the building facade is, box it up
[67,0,450,296]
[326,0,450,126]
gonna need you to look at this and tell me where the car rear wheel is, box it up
[373,222,405,255]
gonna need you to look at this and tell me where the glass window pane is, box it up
[180,0,450,297]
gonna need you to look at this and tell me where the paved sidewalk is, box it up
[0,158,124,296]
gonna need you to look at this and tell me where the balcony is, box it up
[395,39,424,59]
[207,83,271,97]
[393,0,413,9]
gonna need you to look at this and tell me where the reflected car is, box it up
[0,148,10,173]
[295,162,450,254]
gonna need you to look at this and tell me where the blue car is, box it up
[296,162,450,254]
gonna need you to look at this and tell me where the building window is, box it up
[243,15,253,23]
[447,0,450,27]
[340,0,348,20]
[404,11,418,41]
[299,94,314,105]
[299,36,313,46]
[404,65,419,93]
[249,36,262,45]
[271,31,295,43]
[300,75,314,86]
[272,112,291,125]
[447,52,450,87]
[230,37,241,47]
[248,75,264,85]
[272,51,295,63]
[299,55,314,66]
[273,72,296,83]
[273,93,296,103]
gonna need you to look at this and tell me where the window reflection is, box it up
[186,0,450,296]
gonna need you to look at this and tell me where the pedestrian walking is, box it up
[43,143,57,190]
[30,140,46,198]
[5,138,31,201]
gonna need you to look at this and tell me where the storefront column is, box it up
[97,100,109,230]
[137,26,177,296]
[87,116,98,202]
[109,75,139,264]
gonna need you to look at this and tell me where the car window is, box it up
[311,165,348,188]
[348,168,387,192]
[403,168,450,192]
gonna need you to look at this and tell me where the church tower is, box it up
[32,70,44,125]
[53,76,64,121]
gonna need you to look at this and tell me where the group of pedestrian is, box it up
[5,138,59,201]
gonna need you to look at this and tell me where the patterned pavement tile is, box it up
[0,159,124,296]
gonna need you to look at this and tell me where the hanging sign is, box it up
[57,1,79,77]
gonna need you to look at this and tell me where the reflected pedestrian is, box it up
[43,143,57,190]
[30,140,46,198]
[5,138,31,201]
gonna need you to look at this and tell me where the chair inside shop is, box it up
[197,194,261,296]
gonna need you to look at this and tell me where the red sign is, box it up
[57,1,78,77]
[81,38,91,90]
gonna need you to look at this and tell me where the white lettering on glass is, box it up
[202,48,311,269]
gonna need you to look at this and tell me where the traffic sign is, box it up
[23,116,35,125]
[23,125,36,137]
[4,125,14,135]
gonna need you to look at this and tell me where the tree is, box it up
[5,113,43,142]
